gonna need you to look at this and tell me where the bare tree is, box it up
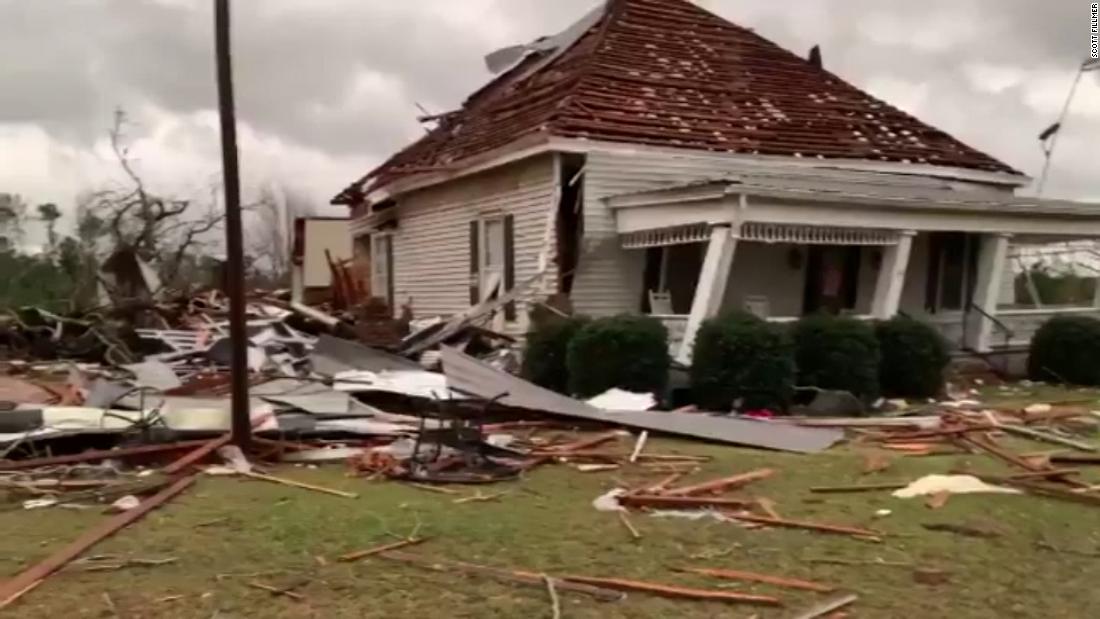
[83,109,227,289]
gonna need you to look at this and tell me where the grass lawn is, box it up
[3,388,1100,617]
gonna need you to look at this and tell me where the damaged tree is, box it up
[82,109,229,293]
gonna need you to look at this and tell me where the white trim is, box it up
[676,224,738,364]
[997,306,1100,317]
[621,223,712,249]
[738,222,899,246]
[965,233,1011,352]
[361,135,1027,205]
[871,231,915,318]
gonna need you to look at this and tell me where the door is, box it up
[803,246,861,314]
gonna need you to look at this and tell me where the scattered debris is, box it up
[912,567,951,586]
[560,574,782,605]
[891,475,1021,499]
[921,522,1002,539]
[673,566,835,593]
[787,592,859,619]
[338,537,427,563]
[617,511,642,541]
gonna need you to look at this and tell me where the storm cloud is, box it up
[1,0,1097,227]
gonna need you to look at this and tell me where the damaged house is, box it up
[334,0,1100,363]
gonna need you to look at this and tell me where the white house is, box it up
[333,0,1100,363]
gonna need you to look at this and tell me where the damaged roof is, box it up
[333,0,1018,204]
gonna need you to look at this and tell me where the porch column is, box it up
[676,224,738,364]
[965,232,1012,352]
[870,230,915,319]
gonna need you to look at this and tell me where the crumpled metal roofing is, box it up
[334,0,1017,204]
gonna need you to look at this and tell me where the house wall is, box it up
[300,219,353,288]
[575,150,760,316]
[385,154,557,329]
[722,243,806,316]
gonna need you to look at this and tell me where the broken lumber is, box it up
[240,471,358,499]
[629,431,649,463]
[338,537,426,562]
[728,514,882,539]
[559,575,782,606]
[0,440,211,472]
[638,471,688,494]
[663,468,775,497]
[998,424,1097,452]
[618,495,754,510]
[377,551,625,601]
[617,511,642,541]
[248,581,305,601]
[543,431,621,453]
[1051,454,1100,466]
[810,482,908,494]
[672,566,835,593]
[788,592,858,619]
[0,475,196,607]
[163,434,232,475]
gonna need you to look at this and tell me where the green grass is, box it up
[3,411,1100,617]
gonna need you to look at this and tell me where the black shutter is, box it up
[469,221,480,305]
[503,214,516,321]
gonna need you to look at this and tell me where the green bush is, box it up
[793,314,881,400]
[875,316,950,398]
[521,316,588,394]
[1028,315,1100,385]
[566,314,670,398]
[690,312,795,411]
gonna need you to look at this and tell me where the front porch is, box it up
[606,176,1100,363]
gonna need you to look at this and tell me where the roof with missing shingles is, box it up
[333,0,1018,205]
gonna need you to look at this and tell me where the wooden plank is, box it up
[559,575,782,605]
[788,593,859,619]
[672,566,836,593]
[663,469,775,497]
[0,475,196,607]
[338,538,427,562]
[618,495,754,510]
[163,434,232,475]
[728,514,882,539]
[0,440,211,472]
[809,482,908,494]
[378,551,625,601]
[240,471,358,499]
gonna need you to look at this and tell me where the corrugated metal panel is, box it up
[391,154,557,333]
[573,149,754,316]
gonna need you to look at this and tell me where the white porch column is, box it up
[676,224,738,364]
[870,230,915,319]
[965,232,1012,352]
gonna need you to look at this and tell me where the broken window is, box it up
[999,241,1100,309]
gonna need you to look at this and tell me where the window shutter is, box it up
[503,214,516,320]
[469,221,480,305]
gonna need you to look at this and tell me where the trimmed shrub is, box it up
[566,314,670,398]
[793,314,881,400]
[690,312,795,411]
[521,316,588,394]
[1028,315,1100,385]
[875,316,950,399]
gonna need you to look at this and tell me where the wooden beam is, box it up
[0,475,196,608]
[728,513,882,539]
[0,440,211,472]
[662,469,775,497]
[672,566,836,593]
[559,575,782,606]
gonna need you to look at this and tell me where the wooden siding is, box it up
[389,154,557,333]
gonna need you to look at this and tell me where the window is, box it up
[999,241,1100,309]
[925,232,976,313]
[469,215,515,321]
[370,233,393,309]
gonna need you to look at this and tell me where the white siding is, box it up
[301,219,353,287]
[576,150,749,316]
[389,154,556,332]
[722,243,805,316]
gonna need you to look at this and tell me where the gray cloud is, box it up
[0,0,1097,209]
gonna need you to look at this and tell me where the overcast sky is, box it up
[1,0,1098,237]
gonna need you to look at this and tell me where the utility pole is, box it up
[214,0,251,448]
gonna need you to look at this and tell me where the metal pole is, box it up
[214,0,251,448]
[1036,65,1084,198]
